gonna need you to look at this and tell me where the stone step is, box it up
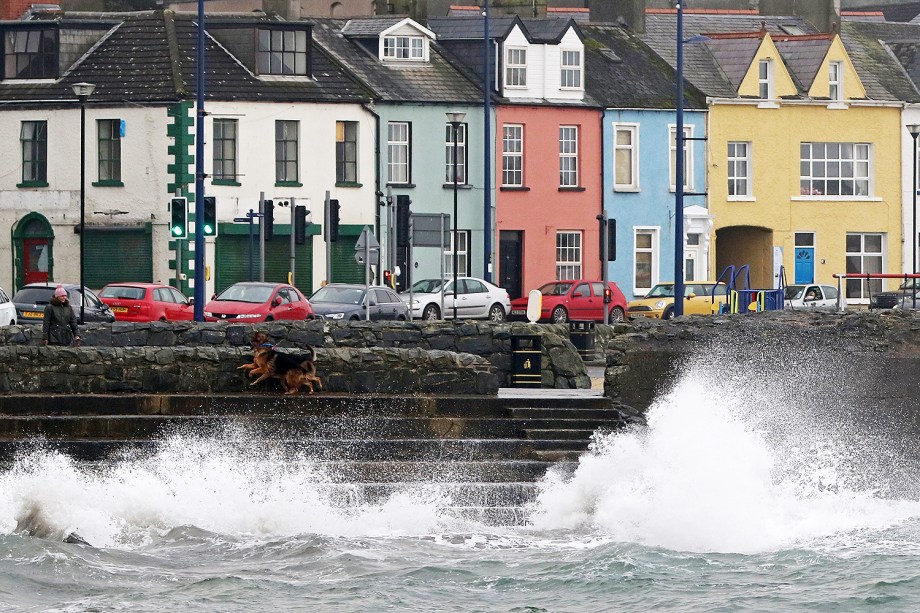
[509,407,625,420]
[439,506,529,526]
[313,482,539,508]
[0,416,621,441]
[523,429,602,441]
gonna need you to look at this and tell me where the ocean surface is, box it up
[4,348,920,612]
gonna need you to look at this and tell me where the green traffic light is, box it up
[172,226,182,236]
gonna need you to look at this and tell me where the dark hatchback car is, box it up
[12,283,116,324]
[309,283,409,321]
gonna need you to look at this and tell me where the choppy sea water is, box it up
[4,343,920,612]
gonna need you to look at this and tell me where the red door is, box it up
[23,238,50,285]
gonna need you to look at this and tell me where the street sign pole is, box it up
[258,191,265,282]
[289,197,296,286]
[324,191,331,285]
[233,210,264,282]
[408,217,414,321]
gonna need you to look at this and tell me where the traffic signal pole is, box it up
[289,197,297,286]
[324,191,331,285]
[259,192,266,282]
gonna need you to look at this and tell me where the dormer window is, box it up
[829,61,843,101]
[4,29,58,79]
[561,49,582,89]
[758,59,774,99]
[257,29,309,76]
[383,35,424,60]
[505,47,527,88]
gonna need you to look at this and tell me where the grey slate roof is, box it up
[0,11,372,106]
[519,18,580,44]
[774,37,832,91]
[852,2,920,22]
[580,22,706,110]
[341,17,405,37]
[702,37,762,90]
[841,20,920,102]
[311,18,484,104]
[427,16,520,41]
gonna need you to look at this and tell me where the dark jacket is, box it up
[43,298,78,346]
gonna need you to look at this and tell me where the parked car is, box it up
[0,287,16,326]
[99,282,195,322]
[870,278,920,309]
[12,283,116,324]
[310,283,409,321]
[203,282,313,322]
[401,277,511,321]
[509,280,628,323]
[627,282,727,320]
[784,284,840,310]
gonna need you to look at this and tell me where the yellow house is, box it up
[705,29,902,303]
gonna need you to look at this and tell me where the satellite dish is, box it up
[526,290,542,323]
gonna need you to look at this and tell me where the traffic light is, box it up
[603,287,612,304]
[294,205,308,244]
[383,270,393,288]
[202,196,217,237]
[597,215,616,262]
[263,200,274,241]
[328,199,340,242]
[169,197,187,238]
[396,195,411,248]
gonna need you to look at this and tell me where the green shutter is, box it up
[331,239,368,283]
[84,228,152,288]
[215,235,313,296]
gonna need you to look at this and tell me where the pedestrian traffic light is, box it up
[396,195,411,248]
[603,287,612,304]
[170,197,187,238]
[263,199,274,241]
[202,196,217,237]
[294,205,309,244]
[328,199,340,242]
[383,270,393,288]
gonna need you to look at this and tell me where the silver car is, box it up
[401,277,511,321]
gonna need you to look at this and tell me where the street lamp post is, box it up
[908,124,920,308]
[447,111,466,320]
[674,2,685,318]
[72,82,96,324]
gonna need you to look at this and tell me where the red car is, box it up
[204,282,313,322]
[99,282,195,322]
[509,280,628,323]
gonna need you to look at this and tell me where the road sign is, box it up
[411,213,451,247]
[355,226,380,265]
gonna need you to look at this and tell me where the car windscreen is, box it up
[409,279,444,293]
[12,288,54,305]
[646,285,674,298]
[538,282,572,296]
[216,285,274,303]
[311,286,364,304]
[100,286,146,300]
[785,286,805,300]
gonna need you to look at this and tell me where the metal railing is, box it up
[831,273,920,312]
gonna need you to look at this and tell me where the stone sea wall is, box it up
[0,320,590,393]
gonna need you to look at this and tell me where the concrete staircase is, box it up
[0,394,627,525]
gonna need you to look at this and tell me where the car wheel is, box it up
[662,307,674,320]
[610,306,625,323]
[551,306,568,324]
[422,304,440,320]
[265,316,274,322]
[488,304,505,322]
[396,315,406,321]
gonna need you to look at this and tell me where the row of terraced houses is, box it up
[3,2,920,305]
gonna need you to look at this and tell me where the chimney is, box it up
[2,0,37,19]
[589,0,646,33]
[759,0,841,33]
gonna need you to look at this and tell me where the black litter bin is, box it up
[569,320,596,360]
[510,334,542,388]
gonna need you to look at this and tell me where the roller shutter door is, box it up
[215,235,313,296]
[331,239,368,284]
[84,228,152,289]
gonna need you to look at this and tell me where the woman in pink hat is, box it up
[42,285,80,346]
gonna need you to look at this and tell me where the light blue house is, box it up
[583,24,710,300]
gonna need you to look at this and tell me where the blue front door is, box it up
[794,247,814,284]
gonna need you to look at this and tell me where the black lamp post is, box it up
[909,124,920,308]
[72,82,95,324]
[447,111,466,320]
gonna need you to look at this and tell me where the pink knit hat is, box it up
[53,285,66,298]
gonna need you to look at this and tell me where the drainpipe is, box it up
[366,103,382,246]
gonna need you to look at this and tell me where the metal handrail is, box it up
[831,272,920,311]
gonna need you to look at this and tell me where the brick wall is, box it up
[2,0,35,19]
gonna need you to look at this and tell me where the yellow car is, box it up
[627,282,728,319]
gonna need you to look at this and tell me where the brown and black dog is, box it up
[240,332,323,395]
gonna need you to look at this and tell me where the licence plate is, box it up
[511,309,525,315]
[23,311,42,318]
[112,306,129,313]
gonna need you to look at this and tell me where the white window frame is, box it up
[505,47,527,88]
[613,123,639,191]
[845,232,884,302]
[727,141,752,199]
[759,59,774,99]
[799,142,871,198]
[444,122,467,184]
[502,123,524,187]
[560,49,582,89]
[829,61,843,102]
[387,121,410,185]
[634,227,659,295]
[669,124,693,192]
[556,231,582,280]
[443,230,470,276]
[383,35,425,61]
[559,125,579,187]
